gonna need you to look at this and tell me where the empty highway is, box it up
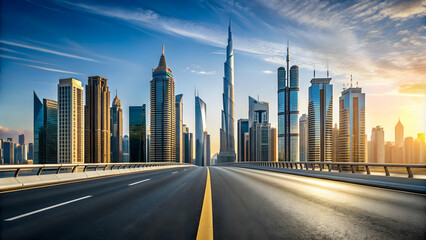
[1,166,425,239]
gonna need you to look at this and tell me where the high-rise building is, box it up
[385,141,395,163]
[413,134,425,164]
[404,137,414,164]
[270,127,277,162]
[3,141,14,164]
[299,114,308,162]
[175,94,183,163]
[34,92,58,164]
[58,78,84,164]
[308,76,333,162]
[85,76,110,163]
[16,144,27,163]
[182,125,193,164]
[277,43,299,162]
[110,92,123,163]
[129,106,146,162]
[150,46,176,162]
[195,95,208,166]
[370,126,385,163]
[337,85,366,164]
[219,21,236,164]
[206,133,211,166]
[395,119,404,148]
[237,119,249,162]
[332,123,339,162]
[19,134,25,145]
[248,96,271,161]
[122,135,129,163]
[28,143,34,160]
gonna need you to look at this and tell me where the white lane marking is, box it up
[128,179,151,186]
[4,195,92,222]
[172,171,178,174]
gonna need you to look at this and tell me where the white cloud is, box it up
[262,70,274,74]
[18,63,82,75]
[0,40,101,63]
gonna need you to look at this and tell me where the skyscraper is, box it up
[129,106,146,162]
[3,140,14,164]
[111,92,123,163]
[237,119,249,162]
[371,126,385,163]
[28,143,34,160]
[34,92,58,164]
[206,133,211,166]
[58,78,84,164]
[85,76,111,163]
[182,125,193,164]
[332,123,339,162]
[337,84,366,164]
[150,46,176,162]
[19,134,25,145]
[308,76,333,162]
[122,135,129,162]
[219,21,236,163]
[277,43,299,162]
[270,127,277,162]
[195,95,208,166]
[404,137,414,164]
[175,94,183,163]
[299,114,308,162]
[248,96,271,162]
[395,119,404,148]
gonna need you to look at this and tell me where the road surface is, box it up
[1,166,424,239]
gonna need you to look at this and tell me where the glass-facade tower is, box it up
[150,46,176,162]
[277,44,299,162]
[129,105,146,162]
[308,77,333,162]
[219,21,236,163]
[195,95,207,166]
[34,91,58,164]
[111,92,123,163]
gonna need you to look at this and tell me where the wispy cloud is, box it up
[185,66,216,75]
[262,70,274,74]
[0,54,55,65]
[0,40,101,63]
[18,63,82,75]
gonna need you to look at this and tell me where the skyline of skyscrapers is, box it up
[111,92,123,163]
[248,96,272,162]
[277,43,299,162]
[219,21,236,164]
[308,76,333,162]
[150,46,176,162]
[85,76,111,163]
[237,119,249,162]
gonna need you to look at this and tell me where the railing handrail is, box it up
[0,162,191,170]
[221,161,426,178]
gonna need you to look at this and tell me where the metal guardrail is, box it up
[222,161,426,178]
[0,162,192,178]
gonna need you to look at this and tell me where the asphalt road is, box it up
[1,166,425,239]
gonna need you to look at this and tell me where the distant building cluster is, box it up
[1,22,425,166]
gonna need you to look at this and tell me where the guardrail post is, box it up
[37,167,44,175]
[103,165,108,171]
[384,166,390,176]
[319,164,323,171]
[365,166,370,175]
[304,163,308,170]
[327,164,331,172]
[406,167,413,178]
[14,168,21,177]
[338,164,342,172]
[351,165,355,173]
[83,166,88,172]
[56,166,62,174]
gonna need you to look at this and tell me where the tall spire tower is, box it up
[218,20,236,163]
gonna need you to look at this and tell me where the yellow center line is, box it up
[196,167,213,240]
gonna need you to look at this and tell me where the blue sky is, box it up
[0,0,425,153]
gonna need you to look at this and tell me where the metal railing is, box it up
[0,162,192,178]
[221,161,426,178]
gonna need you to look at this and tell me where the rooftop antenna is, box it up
[162,45,164,55]
[327,64,329,78]
[350,74,353,88]
[286,40,290,87]
[116,89,118,97]
[313,64,316,78]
